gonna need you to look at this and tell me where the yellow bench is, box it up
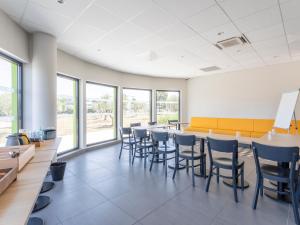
[185,117,299,138]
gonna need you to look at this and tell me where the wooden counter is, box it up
[0,138,61,225]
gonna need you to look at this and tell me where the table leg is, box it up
[194,138,207,178]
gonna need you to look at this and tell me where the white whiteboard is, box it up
[274,90,299,129]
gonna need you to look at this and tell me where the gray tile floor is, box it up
[33,144,297,225]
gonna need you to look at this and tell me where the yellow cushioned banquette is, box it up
[185,117,299,138]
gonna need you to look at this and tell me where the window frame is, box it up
[86,81,118,146]
[57,73,80,155]
[121,87,152,127]
[0,52,23,134]
[155,90,181,123]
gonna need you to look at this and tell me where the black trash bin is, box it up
[50,162,66,181]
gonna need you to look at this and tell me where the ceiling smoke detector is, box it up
[200,66,221,72]
[215,34,250,50]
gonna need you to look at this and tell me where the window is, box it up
[57,75,79,154]
[0,54,22,146]
[122,88,151,127]
[86,82,117,145]
[156,90,180,124]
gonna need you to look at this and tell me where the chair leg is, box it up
[149,148,155,172]
[205,166,213,192]
[119,142,123,159]
[164,153,168,178]
[144,147,147,169]
[290,183,300,225]
[233,169,238,202]
[186,159,189,173]
[216,167,220,183]
[241,166,245,191]
[132,145,137,165]
[172,153,178,180]
[260,178,264,196]
[191,159,195,187]
[252,176,260,209]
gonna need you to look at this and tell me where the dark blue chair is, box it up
[252,142,299,224]
[132,128,153,168]
[119,127,136,161]
[172,134,205,187]
[206,137,244,202]
[150,131,176,177]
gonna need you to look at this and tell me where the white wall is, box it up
[0,9,29,62]
[187,61,300,121]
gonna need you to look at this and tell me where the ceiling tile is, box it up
[90,22,151,51]
[0,0,27,21]
[201,22,241,43]
[217,0,277,20]
[173,36,209,52]
[245,23,284,43]
[184,5,229,33]
[29,0,93,18]
[131,4,175,32]
[119,35,168,55]
[22,2,72,36]
[59,22,106,49]
[78,4,124,31]
[154,0,215,19]
[156,22,197,43]
[234,6,282,33]
[94,0,152,20]
[280,0,300,22]
[285,18,300,43]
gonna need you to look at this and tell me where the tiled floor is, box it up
[33,144,297,225]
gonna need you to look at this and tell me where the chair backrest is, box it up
[175,134,196,146]
[148,121,157,126]
[207,137,238,153]
[252,142,299,163]
[130,122,141,127]
[168,119,178,125]
[152,131,169,143]
[120,127,131,138]
[134,128,147,139]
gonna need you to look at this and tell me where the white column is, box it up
[31,32,57,130]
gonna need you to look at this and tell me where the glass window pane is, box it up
[156,91,180,124]
[86,82,117,145]
[122,89,151,127]
[57,75,79,153]
[0,56,20,146]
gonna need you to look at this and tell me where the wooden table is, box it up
[0,138,61,225]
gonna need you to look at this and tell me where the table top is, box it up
[0,138,61,225]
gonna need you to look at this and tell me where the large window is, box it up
[86,82,117,145]
[156,90,180,124]
[0,54,22,146]
[122,88,151,127]
[57,75,79,154]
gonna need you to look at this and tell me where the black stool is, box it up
[27,217,44,225]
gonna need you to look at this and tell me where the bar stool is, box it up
[132,128,153,168]
[119,127,136,162]
[168,119,178,130]
[150,131,176,177]
[252,142,300,224]
[206,137,245,202]
[172,134,205,187]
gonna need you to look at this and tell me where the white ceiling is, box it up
[1,0,300,78]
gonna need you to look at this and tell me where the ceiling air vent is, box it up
[200,66,221,72]
[215,34,250,50]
